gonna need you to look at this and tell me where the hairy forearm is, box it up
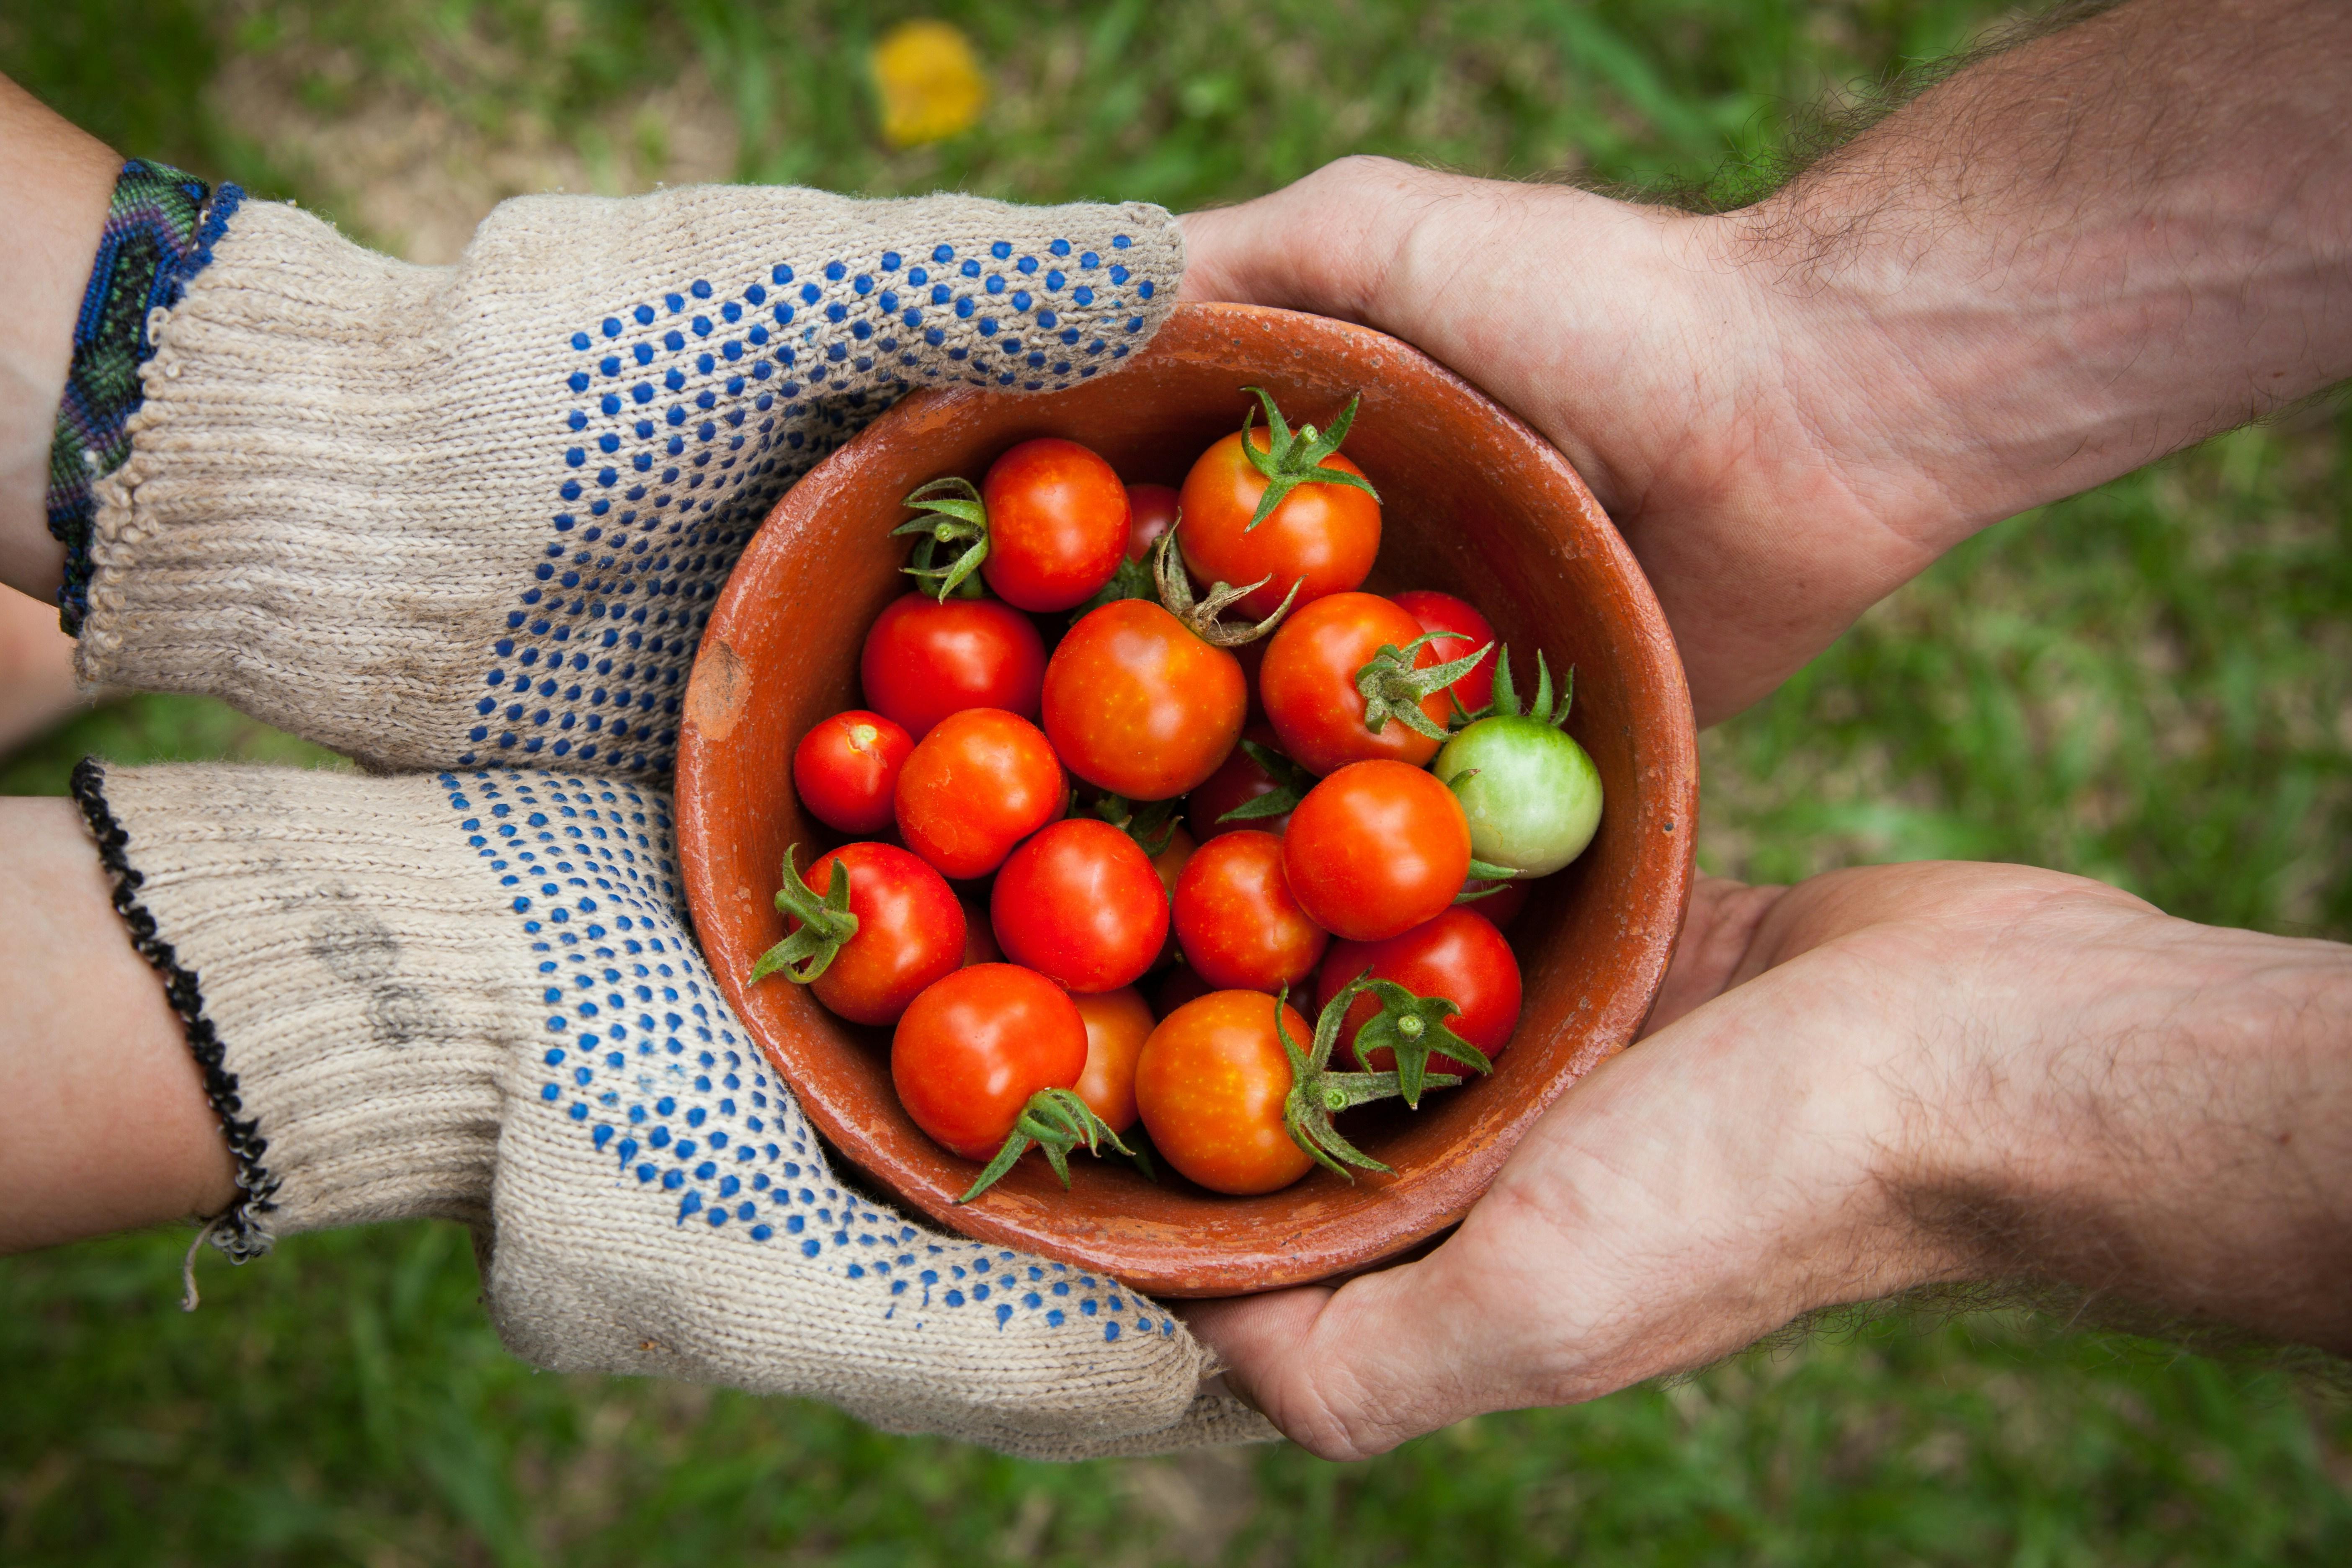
[0,75,119,601]
[1739,0,2352,547]
[1885,907,2352,1351]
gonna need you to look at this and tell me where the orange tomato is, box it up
[1178,427,1380,622]
[1042,600,1247,801]
[1134,990,1315,1195]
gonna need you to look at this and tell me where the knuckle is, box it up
[1263,1348,1409,1461]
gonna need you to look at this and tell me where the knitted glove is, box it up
[70,180,1179,778]
[74,759,1272,1459]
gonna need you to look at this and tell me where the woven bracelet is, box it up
[45,159,244,634]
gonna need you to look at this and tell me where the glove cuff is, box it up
[72,760,512,1255]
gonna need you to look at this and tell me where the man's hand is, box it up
[1184,862,2352,1460]
[1181,0,2352,725]
[1181,160,1885,726]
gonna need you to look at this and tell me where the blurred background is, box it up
[4,1,2349,1561]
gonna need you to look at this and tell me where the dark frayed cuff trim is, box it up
[70,756,279,1260]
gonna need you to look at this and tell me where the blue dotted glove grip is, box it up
[75,188,1183,781]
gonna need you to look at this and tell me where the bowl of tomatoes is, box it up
[676,302,1696,1297]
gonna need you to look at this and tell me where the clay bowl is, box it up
[677,302,1696,1297]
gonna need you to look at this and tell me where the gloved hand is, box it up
[49,168,1260,1456]
[70,180,1178,777]
[74,757,1270,1457]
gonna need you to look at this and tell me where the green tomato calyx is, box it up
[1357,632,1495,741]
[1459,644,1574,730]
[1154,521,1300,647]
[1455,864,1525,904]
[956,1088,1135,1203]
[1073,550,1159,618]
[1274,978,1478,1181]
[1236,385,1381,532]
[751,846,861,985]
[894,476,992,601]
[1346,975,1493,1107]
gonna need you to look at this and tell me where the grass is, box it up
[4,1,2350,1562]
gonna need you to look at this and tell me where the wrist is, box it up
[1879,902,2352,1349]
[1705,0,2352,551]
[0,78,119,603]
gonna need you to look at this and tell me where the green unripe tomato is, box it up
[1432,716,1603,876]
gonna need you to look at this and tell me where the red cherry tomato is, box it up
[792,710,913,836]
[892,964,1087,1161]
[1178,428,1380,621]
[793,843,965,1025]
[1391,589,1499,715]
[1171,830,1328,992]
[980,438,1130,611]
[895,709,1066,879]
[1071,986,1154,1134]
[1317,907,1522,1075]
[990,818,1170,994]
[860,592,1046,741]
[1186,724,1296,841]
[1124,482,1181,562]
[1134,990,1317,1195]
[1042,600,1246,800]
[1260,591,1450,775]
[1283,760,1472,941]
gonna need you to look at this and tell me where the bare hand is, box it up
[1184,863,2352,1459]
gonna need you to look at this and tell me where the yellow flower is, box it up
[869,19,988,148]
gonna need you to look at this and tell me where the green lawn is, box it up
[5,2,2350,1562]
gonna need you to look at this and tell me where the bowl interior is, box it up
[678,303,1695,1296]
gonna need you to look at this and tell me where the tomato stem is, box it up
[1354,632,1495,742]
[1153,524,1299,646]
[955,1087,1135,1203]
[1235,386,1381,532]
[1454,872,1518,905]
[750,846,861,985]
[1275,980,1464,1181]
[894,476,993,601]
